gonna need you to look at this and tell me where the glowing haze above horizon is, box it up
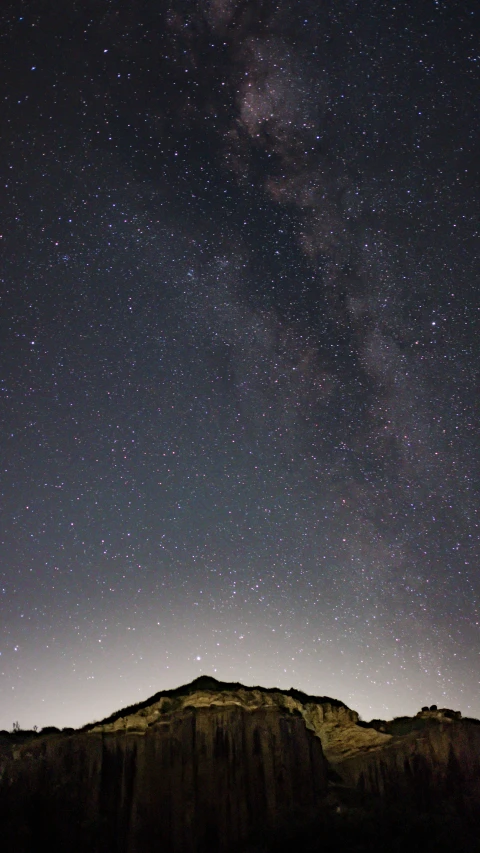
[1,0,478,731]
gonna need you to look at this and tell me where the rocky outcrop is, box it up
[333,717,480,818]
[1,677,479,852]
[0,703,327,853]
[87,676,391,763]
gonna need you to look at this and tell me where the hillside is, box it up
[0,677,479,852]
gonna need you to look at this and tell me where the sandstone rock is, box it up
[333,717,480,816]
[1,677,479,852]
[87,677,391,763]
[0,703,327,853]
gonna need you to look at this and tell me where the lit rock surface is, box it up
[335,717,480,812]
[89,676,391,762]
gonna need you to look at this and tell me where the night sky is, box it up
[1,0,478,731]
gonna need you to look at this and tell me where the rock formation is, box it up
[1,676,479,852]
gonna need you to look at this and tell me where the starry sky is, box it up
[1,0,478,731]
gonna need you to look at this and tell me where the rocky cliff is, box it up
[1,676,479,852]
[0,686,328,853]
[85,675,391,763]
[334,716,480,816]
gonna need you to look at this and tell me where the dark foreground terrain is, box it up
[1,677,479,852]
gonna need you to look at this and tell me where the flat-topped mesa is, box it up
[86,675,392,762]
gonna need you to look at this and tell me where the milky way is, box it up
[1,0,478,729]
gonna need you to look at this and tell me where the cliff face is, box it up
[333,718,480,817]
[87,680,391,763]
[0,704,327,853]
[1,678,479,852]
